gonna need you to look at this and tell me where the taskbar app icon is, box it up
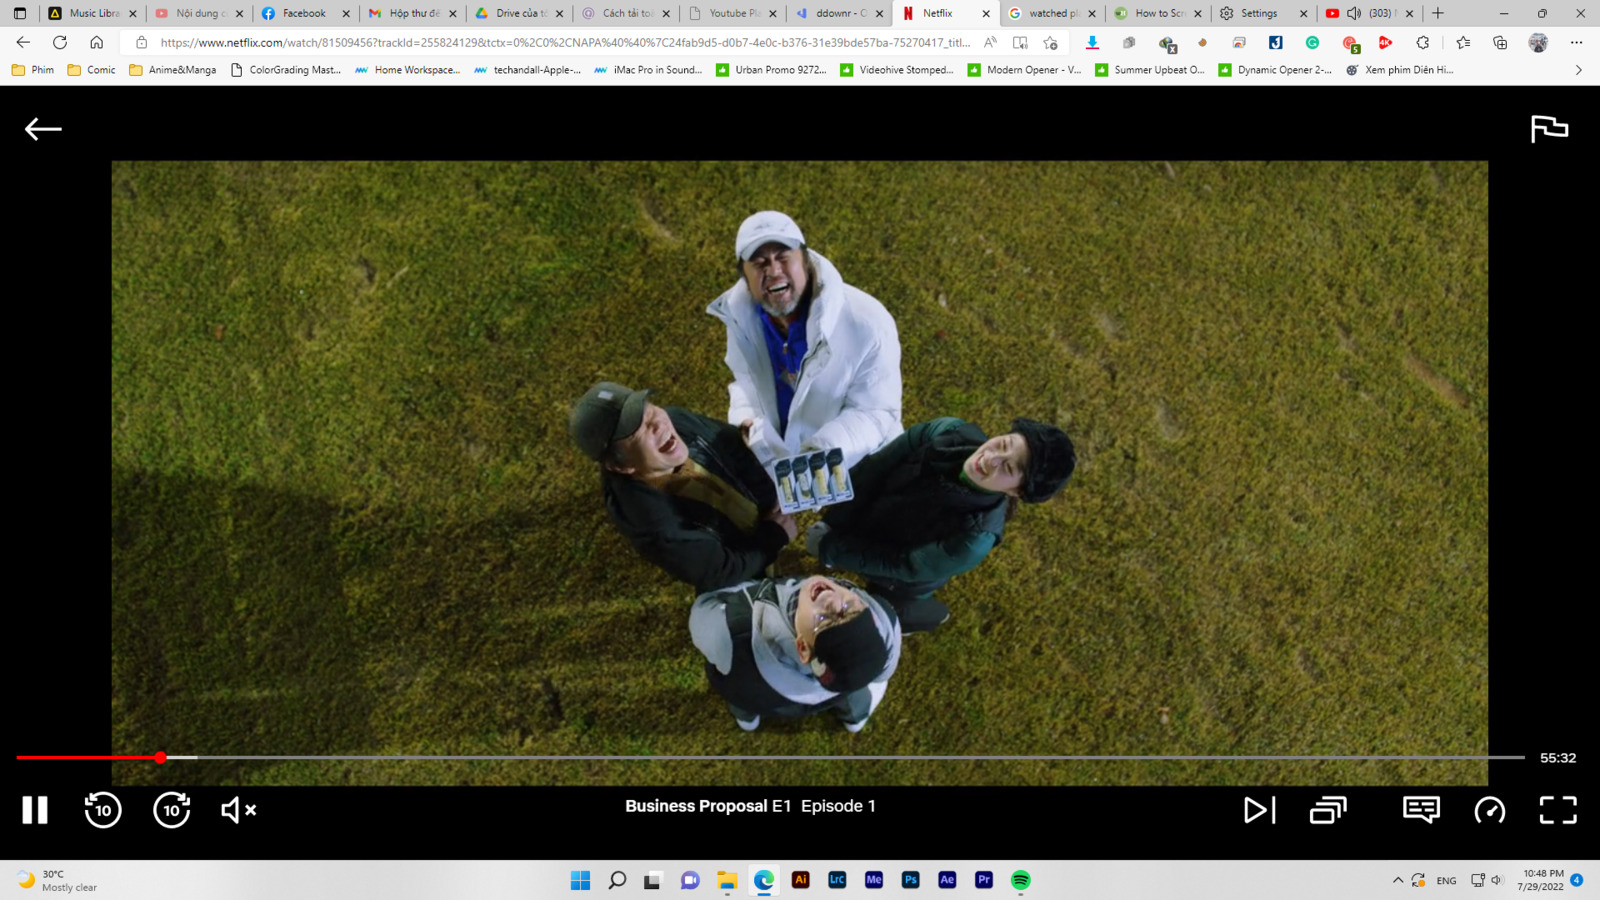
[750,865,781,896]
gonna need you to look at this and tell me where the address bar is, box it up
[119,29,1016,54]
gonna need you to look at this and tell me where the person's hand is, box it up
[740,418,756,446]
[765,509,798,542]
[805,521,831,559]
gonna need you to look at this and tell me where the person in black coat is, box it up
[807,416,1075,632]
[570,381,799,594]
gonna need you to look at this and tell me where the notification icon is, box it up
[1378,35,1392,48]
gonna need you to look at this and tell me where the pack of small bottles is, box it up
[770,448,853,513]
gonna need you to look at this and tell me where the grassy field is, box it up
[110,160,1488,786]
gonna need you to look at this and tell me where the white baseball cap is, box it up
[735,211,806,261]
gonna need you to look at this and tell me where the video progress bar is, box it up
[152,749,1523,755]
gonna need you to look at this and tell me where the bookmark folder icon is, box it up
[68,63,81,75]
[128,63,143,75]
[11,63,24,75]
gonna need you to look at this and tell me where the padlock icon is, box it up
[136,34,147,48]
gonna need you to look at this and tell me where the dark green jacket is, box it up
[819,417,1007,583]
[603,407,788,593]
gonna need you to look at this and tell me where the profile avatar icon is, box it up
[1528,32,1548,52]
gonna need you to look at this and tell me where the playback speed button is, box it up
[83,791,122,829]
[1474,796,1506,823]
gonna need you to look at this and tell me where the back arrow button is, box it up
[16,35,29,47]
[25,118,65,141]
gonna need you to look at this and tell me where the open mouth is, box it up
[660,434,678,455]
[765,281,791,297]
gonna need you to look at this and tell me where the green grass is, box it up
[110,161,1488,786]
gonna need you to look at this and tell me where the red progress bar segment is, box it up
[18,752,168,763]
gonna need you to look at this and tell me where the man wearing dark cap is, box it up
[805,416,1076,632]
[689,574,901,732]
[706,211,905,473]
[570,381,798,594]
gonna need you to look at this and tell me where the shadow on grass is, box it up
[113,467,376,785]
[111,468,745,784]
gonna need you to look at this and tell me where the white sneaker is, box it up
[842,717,868,733]
[736,715,761,732]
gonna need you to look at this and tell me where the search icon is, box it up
[609,871,627,890]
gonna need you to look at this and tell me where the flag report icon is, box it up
[1529,114,1569,142]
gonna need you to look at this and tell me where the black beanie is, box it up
[813,610,888,694]
[1011,418,1076,503]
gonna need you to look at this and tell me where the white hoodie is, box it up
[706,249,905,473]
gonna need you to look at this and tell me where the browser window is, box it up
[3,15,1591,895]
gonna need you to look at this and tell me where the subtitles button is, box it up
[1402,796,1442,823]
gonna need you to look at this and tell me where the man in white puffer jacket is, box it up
[706,210,905,473]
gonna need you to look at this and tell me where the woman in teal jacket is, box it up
[806,416,1075,632]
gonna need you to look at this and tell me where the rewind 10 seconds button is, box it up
[1474,796,1506,824]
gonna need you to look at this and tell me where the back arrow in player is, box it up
[16,34,29,47]
[25,118,65,141]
